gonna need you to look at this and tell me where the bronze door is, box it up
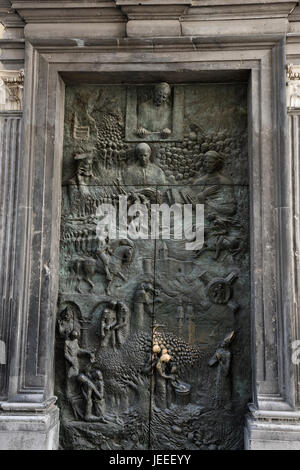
[56,82,251,450]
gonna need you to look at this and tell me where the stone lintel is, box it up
[116,0,191,4]
[12,1,126,24]
[127,20,181,38]
[24,22,126,40]
[182,17,289,36]
[10,0,299,28]
[190,0,296,5]
[121,5,189,21]
[183,3,296,21]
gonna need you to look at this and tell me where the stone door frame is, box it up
[3,34,298,448]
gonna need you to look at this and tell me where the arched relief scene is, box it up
[55,81,251,450]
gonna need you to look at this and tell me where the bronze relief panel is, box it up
[56,82,251,450]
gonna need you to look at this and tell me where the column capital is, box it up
[287,63,300,110]
[0,68,24,111]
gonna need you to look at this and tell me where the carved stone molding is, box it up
[117,0,191,21]
[0,69,24,111]
[287,63,300,81]
[245,406,300,450]
[287,64,300,110]
[11,1,126,23]
[0,0,24,37]
[0,404,59,450]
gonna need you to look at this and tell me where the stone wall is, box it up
[0,0,300,450]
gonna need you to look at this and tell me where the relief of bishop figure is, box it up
[122,142,166,185]
[136,82,172,140]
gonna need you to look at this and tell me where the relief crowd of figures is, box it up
[58,299,235,424]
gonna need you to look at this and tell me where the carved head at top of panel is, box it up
[153,82,172,107]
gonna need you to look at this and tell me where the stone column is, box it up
[0,108,22,399]
[0,70,24,402]
[0,69,59,450]
[245,63,300,450]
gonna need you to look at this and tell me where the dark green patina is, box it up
[56,83,251,450]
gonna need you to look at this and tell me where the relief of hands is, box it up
[198,185,219,203]
[161,128,171,139]
[136,127,149,138]
[90,352,96,363]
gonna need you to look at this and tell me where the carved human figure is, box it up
[209,282,227,304]
[67,152,95,212]
[170,365,191,395]
[114,301,130,347]
[133,282,159,330]
[95,236,113,282]
[195,214,243,260]
[195,150,236,217]
[89,369,107,417]
[73,236,130,295]
[100,305,117,349]
[290,82,300,108]
[137,82,172,139]
[122,143,166,185]
[208,331,234,409]
[154,347,175,410]
[64,330,95,380]
[72,153,94,185]
[64,330,95,418]
[77,368,109,422]
[58,305,75,339]
[102,237,134,275]
[193,150,241,259]
[177,304,185,338]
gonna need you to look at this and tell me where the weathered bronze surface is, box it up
[56,82,251,450]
